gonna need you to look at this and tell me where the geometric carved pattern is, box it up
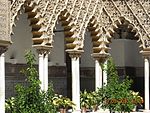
[0,0,12,54]
[0,0,10,40]
[10,0,150,56]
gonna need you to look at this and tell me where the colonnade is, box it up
[0,50,150,112]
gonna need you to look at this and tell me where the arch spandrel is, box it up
[77,0,100,46]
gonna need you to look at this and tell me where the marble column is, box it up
[144,57,149,110]
[95,60,103,90]
[38,50,49,91]
[39,54,44,90]
[43,54,48,91]
[0,53,5,113]
[70,53,81,113]
[103,60,107,86]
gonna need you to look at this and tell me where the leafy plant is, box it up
[53,94,75,110]
[97,58,136,113]
[89,91,101,111]
[130,90,143,105]
[80,90,91,109]
[5,51,56,113]
[5,97,15,112]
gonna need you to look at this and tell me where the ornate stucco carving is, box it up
[0,0,12,52]
[101,0,150,50]
[10,0,25,34]
[9,0,150,56]
[0,1,9,40]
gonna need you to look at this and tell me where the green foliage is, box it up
[80,90,100,111]
[6,51,56,113]
[80,90,91,109]
[53,94,75,109]
[97,58,136,113]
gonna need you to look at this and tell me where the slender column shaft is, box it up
[0,53,5,113]
[43,54,48,91]
[95,60,102,90]
[39,54,44,90]
[144,57,149,110]
[103,60,107,86]
[71,57,80,112]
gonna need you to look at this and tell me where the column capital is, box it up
[33,45,52,55]
[92,53,110,63]
[144,56,150,60]
[140,48,150,58]
[0,46,7,55]
[66,50,83,59]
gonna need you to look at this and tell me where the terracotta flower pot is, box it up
[81,107,87,113]
[59,108,66,113]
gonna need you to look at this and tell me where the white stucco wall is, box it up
[80,32,95,67]
[109,39,125,67]
[49,21,65,66]
[110,39,143,67]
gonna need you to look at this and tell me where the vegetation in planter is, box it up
[5,51,56,113]
[97,58,138,113]
[89,91,101,111]
[130,90,143,108]
[80,90,91,110]
[80,90,100,112]
[53,94,75,110]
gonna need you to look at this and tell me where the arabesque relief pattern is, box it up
[9,0,150,57]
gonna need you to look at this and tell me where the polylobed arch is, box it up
[108,16,145,52]
[10,0,53,53]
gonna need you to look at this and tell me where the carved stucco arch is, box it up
[10,0,53,54]
[10,0,150,55]
[10,0,99,53]
[108,16,144,49]
[102,0,149,47]
[87,0,150,59]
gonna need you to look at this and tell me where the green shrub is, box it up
[97,58,136,113]
[6,51,56,113]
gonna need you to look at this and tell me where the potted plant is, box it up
[130,91,143,111]
[53,94,75,113]
[87,91,101,112]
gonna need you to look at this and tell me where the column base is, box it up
[72,109,81,113]
[141,109,150,112]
